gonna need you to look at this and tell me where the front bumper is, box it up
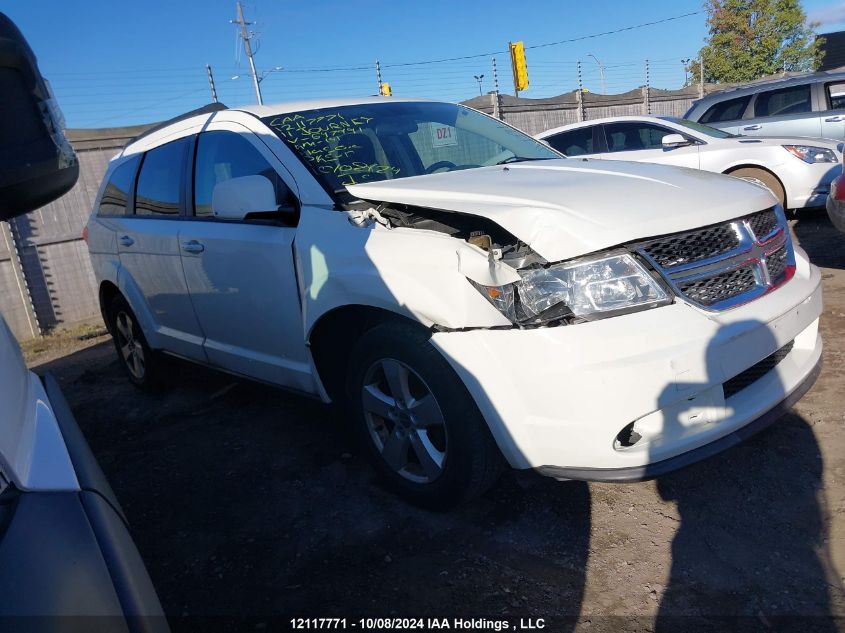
[431,251,823,476]
[783,161,841,209]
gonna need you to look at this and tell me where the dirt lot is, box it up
[29,210,845,632]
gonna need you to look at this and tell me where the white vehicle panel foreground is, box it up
[0,317,78,491]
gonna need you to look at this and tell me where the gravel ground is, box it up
[29,210,845,632]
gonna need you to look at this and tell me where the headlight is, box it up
[470,251,672,326]
[783,145,838,164]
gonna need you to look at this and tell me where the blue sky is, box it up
[4,0,845,129]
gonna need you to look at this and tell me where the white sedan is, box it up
[536,115,843,211]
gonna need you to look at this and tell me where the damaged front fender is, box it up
[295,205,516,337]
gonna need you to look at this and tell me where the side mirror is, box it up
[0,13,79,220]
[662,133,691,149]
[212,175,279,220]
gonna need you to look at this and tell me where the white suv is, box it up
[86,98,823,506]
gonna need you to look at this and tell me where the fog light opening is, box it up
[615,422,643,449]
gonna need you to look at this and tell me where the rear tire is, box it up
[108,295,160,388]
[347,320,505,508]
[729,167,787,210]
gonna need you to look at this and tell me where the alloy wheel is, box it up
[361,358,448,483]
[115,311,145,380]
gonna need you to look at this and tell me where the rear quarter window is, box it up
[97,156,140,216]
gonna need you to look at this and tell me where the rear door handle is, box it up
[181,240,205,254]
[119,235,134,247]
[825,116,844,122]
[743,124,762,131]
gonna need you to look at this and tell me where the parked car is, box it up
[86,98,823,507]
[0,12,167,630]
[827,162,845,232]
[684,70,845,140]
[535,115,843,210]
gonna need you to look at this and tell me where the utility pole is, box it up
[232,1,263,105]
[206,64,218,103]
[644,58,651,115]
[587,54,605,95]
[491,57,502,120]
[375,59,383,94]
[699,56,705,98]
[576,60,585,122]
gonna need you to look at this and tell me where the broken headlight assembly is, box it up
[470,251,672,326]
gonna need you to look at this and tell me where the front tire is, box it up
[729,167,787,210]
[347,320,504,508]
[108,295,159,388]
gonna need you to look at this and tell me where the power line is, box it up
[379,10,702,68]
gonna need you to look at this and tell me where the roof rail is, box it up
[703,68,845,98]
[127,102,228,146]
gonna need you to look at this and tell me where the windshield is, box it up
[663,117,738,139]
[262,102,560,193]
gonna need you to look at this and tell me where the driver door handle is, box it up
[825,116,844,122]
[181,240,205,254]
[119,235,134,247]
[743,124,762,131]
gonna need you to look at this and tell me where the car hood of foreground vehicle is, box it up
[347,158,776,262]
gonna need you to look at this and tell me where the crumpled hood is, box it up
[347,158,776,262]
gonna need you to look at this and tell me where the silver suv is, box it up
[685,71,845,140]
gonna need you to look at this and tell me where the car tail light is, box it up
[833,173,845,202]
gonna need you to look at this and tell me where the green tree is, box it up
[687,0,824,85]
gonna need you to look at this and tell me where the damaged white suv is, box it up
[86,98,823,506]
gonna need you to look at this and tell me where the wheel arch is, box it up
[307,304,427,403]
[722,163,787,205]
[98,280,121,334]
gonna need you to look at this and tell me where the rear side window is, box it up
[97,156,140,216]
[193,131,291,217]
[545,128,595,156]
[699,95,751,124]
[754,84,812,118]
[826,82,845,110]
[135,138,189,216]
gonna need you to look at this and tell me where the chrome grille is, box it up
[766,246,788,283]
[677,266,757,307]
[641,224,740,268]
[636,207,795,311]
[746,209,780,242]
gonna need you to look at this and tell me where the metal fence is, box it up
[0,87,703,341]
